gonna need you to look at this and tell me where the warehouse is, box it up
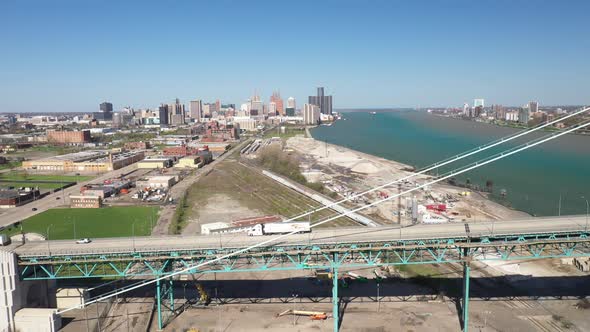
[174,156,202,168]
[135,175,176,189]
[136,157,173,169]
[70,195,102,208]
[21,150,144,173]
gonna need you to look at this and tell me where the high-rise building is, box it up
[287,97,296,109]
[158,104,169,125]
[519,107,530,125]
[463,103,470,116]
[268,102,277,115]
[94,101,113,121]
[528,101,539,113]
[190,100,202,121]
[303,103,320,125]
[169,98,186,125]
[308,87,333,115]
[100,102,113,113]
[473,99,485,108]
[270,91,284,116]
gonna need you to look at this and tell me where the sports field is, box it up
[0,206,159,240]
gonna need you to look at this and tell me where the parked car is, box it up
[76,238,91,244]
[32,208,37,211]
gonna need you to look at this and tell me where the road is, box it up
[0,163,142,227]
[11,215,588,257]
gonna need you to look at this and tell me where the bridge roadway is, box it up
[12,215,588,257]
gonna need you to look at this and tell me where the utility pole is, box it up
[558,193,562,216]
[397,183,402,225]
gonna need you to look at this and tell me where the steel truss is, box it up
[17,230,590,332]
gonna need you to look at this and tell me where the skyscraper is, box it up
[270,91,284,116]
[100,102,113,113]
[303,103,320,125]
[286,97,296,116]
[308,87,333,115]
[190,100,202,121]
[158,104,169,125]
[473,99,485,108]
[528,101,539,113]
[169,98,185,125]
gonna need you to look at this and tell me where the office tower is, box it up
[270,91,284,116]
[463,103,469,116]
[308,87,333,115]
[287,97,296,109]
[473,98,485,108]
[519,107,530,125]
[100,102,113,113]
[269,102,277,115]
[158,104,169,125]
[168,98,185,125]
[528,101,539,113]
[250,97,263,116]
[190,100,202,121]
[303,103,320,125]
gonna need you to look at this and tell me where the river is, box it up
[311,110,590,217]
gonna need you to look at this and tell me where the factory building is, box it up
[174,156,202,168]
[136,157,173,169]
[47,130,91,145]
[136,176,176,189]
[70,195,102,208]
[0,189,40,208]
[21,151,145,173]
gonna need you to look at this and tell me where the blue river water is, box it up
[311,110,590,217]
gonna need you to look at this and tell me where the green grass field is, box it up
[0,206,159,240]
[262,126,307,140]
[0,172,93,182]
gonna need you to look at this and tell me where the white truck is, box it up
[247,221,311,236]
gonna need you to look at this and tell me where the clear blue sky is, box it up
[1,0,589,112]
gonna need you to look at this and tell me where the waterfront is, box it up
[311,110,590,217]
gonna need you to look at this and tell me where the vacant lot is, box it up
[0,206,159,239]
[181,156,357,234]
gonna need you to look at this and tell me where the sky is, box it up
[1,0,589,113]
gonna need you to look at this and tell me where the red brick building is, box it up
[47,130,91,144]
[202,121,239,142]
[163,145,197,157]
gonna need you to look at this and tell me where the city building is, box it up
[270,91,284,116]
[175,156,202,168]
[519,107,530,125]
[136,175,177,189]
[22,150,145,173]
[505,111,519,122]
[190,100,202,121]
[47,130,91,145]
[232,117,258,131]
[0,189,40,208]
[93,102,113,121]
[70,195,102,208]
[169,98,186,125]
[463,103,469,116]
[303,103,321,125]
[136,157,173,169]
[308,87,333,115]
[201,121,239,142]
[158,105,169,125]
[473,99,485,108]
[163,145,197,157]
[124,141,150,150]
[286,97,296,116]
[528,101,539,113]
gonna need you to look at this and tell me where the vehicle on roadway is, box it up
[31,208,37,211]
[56,197,61,200]
[247,221,311,236]
[76,238,91,244]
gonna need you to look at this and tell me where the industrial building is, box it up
[174,156,202,168]
[21,150,145,173]
[136,157,173,169]
[201,215,283,235]
[136,176,176,189]
[70,195,102,208]
[46,130,91,144]
[0,189,40,208]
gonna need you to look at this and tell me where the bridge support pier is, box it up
[156,278,163,331]
[462,259,471,332]
[332,267,339,332]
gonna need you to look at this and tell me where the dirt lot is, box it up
[181,155,357,235]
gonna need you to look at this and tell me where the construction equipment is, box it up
[277,310,328,320]
[195,283,210,305]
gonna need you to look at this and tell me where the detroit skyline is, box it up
[1,0,590,113]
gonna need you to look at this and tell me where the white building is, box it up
[232,117,258,131]
[505,111,519,122]
[463,103,469,116]
[190,100,202,121]
[287,97,296,109]
[303,103,320,125]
